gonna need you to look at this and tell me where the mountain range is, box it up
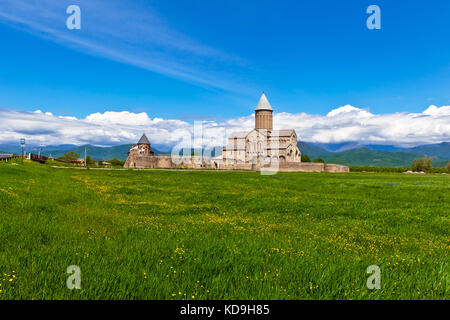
[298,142,449,167]
[1,142,449,167]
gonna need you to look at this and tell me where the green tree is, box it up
[301,155,311,162]
[61,151,79,162]
[85,155,95,165]
[446,162,450,173]
[109,158,123,166]
[313,157,325,163]
[411,157,433,172]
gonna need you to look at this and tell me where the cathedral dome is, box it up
[255,93,273,111]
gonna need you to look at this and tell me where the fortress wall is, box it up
[125,154,213,169]
[124,155,157,169]
[124,154,350,172]
[156,155,174,168]
[172,155,213,169]
[220,162,349,172]
[324,163,350,173]
[277,162,325,172]
[260,162,349,172]
[279,163,350,172]
[220,163,254,170]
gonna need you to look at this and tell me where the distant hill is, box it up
[406,142,450,159]
[322,148,419,167]
[2,141,449,166]
[41,145,131,160]
[297,144,418,167]
[0,144,21,154]
[298,143,449,167]
[433,159,449,168]
[310,141,450,156]
[297,142,331,159]
[0,143,79,155]
[40,144,168,161]
[363,144,406,152]
[309,142,365,152]
[309,142,404,152]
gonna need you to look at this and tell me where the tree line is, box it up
[54,151,125,167]
[300,154,450,173]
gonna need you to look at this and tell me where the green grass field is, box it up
[0,161,448,299]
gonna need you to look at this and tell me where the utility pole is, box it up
[20,138,25,159]
[85,146,87,167]
[38,144,46,160]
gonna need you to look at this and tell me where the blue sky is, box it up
[1,0,449,118]
[0,0,449,147]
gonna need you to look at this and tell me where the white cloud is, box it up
[0,105,449,149]
[423,105,450,116]
[271,105,450,146]
[86,111,152,126]
[326,104,372,118]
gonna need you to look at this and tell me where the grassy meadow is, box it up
[0,161,448,299]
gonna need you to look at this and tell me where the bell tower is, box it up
[255,92,273,130]
[255,93,273,130]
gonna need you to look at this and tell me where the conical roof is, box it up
[137,133,150,145]
[255,93,273,111]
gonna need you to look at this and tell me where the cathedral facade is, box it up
[222,93,301,166]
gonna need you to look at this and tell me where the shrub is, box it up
[109,158,124,166]
[313,157,325,163]
[350,166,448,174]
[58,151,80,162]
[411,157,433,172]
[85,155,95,165]
[349,166,408,173]
[301,155,311,162]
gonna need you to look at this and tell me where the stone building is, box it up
[124,133,153,168]
[123,94,349,173]
[0,153,14,162]
[127,133,154,160]
[124,133,212,169]
[222,93,301,166]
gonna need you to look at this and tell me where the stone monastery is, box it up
[222,93,301,165]
[124,94,349,173]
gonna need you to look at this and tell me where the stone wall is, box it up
[278,162,325,172]
[124,154,213,169]
[219,163,254,171]
[220,161,349,172]
[324,163,350,173]
[124,155,157,169]
[125,154,349,173]
[266,162,349,172]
